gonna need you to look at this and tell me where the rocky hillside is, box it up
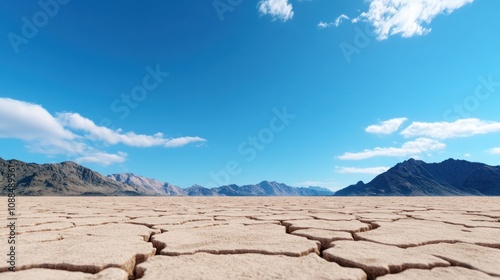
[0,158,140,196]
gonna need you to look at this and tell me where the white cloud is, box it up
[354,0,474,40]
[164,136,207,148]
[464,153,472,157]
[57,112,205,148]
[0,98,75,141]
[0,98,206,165]
[336,166,389,174]
[365,117,407,134]
[334,14,349,27]
[338,138,445,160]
[318,14,349,29]
[318,21,331,28]
[401,118,500,139]
[489,148,500,155]
[258,0,294,22]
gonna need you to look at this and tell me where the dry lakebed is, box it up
[1,197,499,280]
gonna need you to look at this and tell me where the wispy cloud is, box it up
[57,112,205,148]
[365,117,407,135]
[0,98,206,165]
[258,0,294,22]
[334,14,349,26]
[318,14,349,29]
[338,138,445,160]
[164,136,207,148]
[336,166,389,174]
[317,21,331,29]
[489,148,500,155]
[401,118,500,139]
[353,0,474,40]
[74,151,128,165]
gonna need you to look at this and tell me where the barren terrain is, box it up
[1,197,499,279]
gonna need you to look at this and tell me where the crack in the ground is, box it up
[325,252,449,280]
[351,236,500,250]
[431,255,500,278]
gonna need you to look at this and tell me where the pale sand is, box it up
[0,197,499,279]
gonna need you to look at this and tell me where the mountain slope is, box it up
[184,184,218,196]
[0,158,140,196]
[335,158,500,196]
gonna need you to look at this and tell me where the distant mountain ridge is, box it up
[334,158,500,196]
[111,174,334,196]
[0,157,333,196]
[191,181,333,196]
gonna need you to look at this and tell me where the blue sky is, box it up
[1,0,500,191]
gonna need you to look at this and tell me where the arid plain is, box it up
[1,197,499,280]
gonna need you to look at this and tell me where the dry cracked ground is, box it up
[1,197,499,280]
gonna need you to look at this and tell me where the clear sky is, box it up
[1,0,500,191]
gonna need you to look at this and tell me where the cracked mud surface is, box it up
[1,197,499,279]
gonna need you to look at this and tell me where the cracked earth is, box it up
[1,197,499,280]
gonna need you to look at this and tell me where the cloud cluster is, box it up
[258,0,294,22]
[264,0,473,41]
[0,98,206,165]
[339,116,500,165]
[353,0,474,40]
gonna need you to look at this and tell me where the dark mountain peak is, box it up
[60,160,78,165]
[335,159,500,196]
[439,158,478,166]
[399,158,424,166]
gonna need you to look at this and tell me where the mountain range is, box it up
[109,173,334,196]
[1,157,499,196]
[0,157,332,196]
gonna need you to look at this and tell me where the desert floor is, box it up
[0,197,499,280]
